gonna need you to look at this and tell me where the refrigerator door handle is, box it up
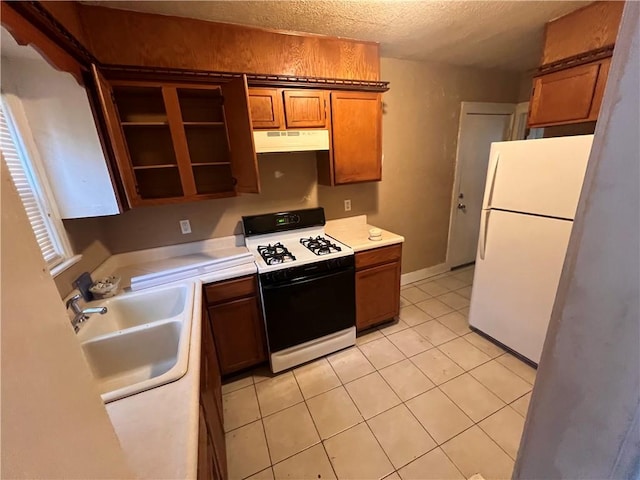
[479,209,491,260]
[485,153,500,209]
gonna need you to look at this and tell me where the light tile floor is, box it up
[222,266,536,480]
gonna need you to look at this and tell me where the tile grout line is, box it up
[290,363,341,480]
[358,317,500,477]
[324,348,403,477]
[370,356,442,471]
[380,286,530,471]
[475,404,522,461]
[228,271,531,478]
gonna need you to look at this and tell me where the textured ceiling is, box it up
[82,1,589,72]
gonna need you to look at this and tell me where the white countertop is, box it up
[83,221,401,479]
[325,215,404,252]
[91,236,253,291]
[81,237,257,480]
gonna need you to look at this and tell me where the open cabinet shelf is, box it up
[92,66,260,207]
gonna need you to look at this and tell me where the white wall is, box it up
[514,3,640,478]
[1,54,119,218]
[1,158,132,478]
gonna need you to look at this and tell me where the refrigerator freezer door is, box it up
[469,209,573,363]
[482,135,593,219]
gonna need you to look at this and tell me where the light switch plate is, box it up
[179,219,191,234]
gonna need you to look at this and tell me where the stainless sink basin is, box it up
[77,282,195,403]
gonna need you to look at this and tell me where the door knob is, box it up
[457,203,466,212]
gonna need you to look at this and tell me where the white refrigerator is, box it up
[468,135,593,364]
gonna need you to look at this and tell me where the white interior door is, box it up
[469,209,573,363]
[447,102,515,268]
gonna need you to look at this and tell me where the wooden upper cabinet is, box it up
[283,90,328,128]
[529,58,610,127]
[248,88,283,129]
[541,1,624,66]
[91,67,259,207]
[526,1,622,128]
[330,91,382,184]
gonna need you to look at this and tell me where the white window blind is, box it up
[0,100,66,269]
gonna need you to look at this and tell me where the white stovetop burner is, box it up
[244,226,354,273]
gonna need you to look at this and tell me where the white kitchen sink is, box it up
[77,282,195,403]
[77,284,190,342]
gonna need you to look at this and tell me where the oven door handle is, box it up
[261,266,353,289]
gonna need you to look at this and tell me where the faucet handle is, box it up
[65,294,83,314]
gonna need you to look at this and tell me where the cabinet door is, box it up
[200,307,227,479]
[331,91,382,184]
[528,61,603,127]
[356,261,401,331]
[198,405,212,480]
[209,297,267,375]
[221,75,260,194]
[588,57,611,121]
[91,65,139,207]
[283,90,328,128]
[248,88,283,129]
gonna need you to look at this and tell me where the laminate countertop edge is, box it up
[91,255,257,479]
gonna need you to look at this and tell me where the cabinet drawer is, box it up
[204,275,256,304]
[355,244,402,270]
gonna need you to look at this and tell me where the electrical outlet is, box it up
[344,199,352,212]
[179,219,192,234]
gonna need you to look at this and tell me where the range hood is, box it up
[253,130,330,154]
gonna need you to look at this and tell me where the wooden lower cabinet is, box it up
[204,275,267,375]
[355,244,402,331]
[199,306,227,480]
[528,57,611,127]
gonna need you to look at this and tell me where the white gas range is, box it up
[242,208,356,373]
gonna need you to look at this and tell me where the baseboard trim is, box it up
[401,263,450,286]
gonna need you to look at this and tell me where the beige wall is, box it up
[62,58,520,292]
[1,161,133,478]
[324,58,520,272]
[518,71,534,102]
[515,4,639,476]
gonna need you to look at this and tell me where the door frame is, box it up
[445,101,516,269]
[511,101,530,140]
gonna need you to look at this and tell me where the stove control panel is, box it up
[275,213,300,226]
[243,208,325,236]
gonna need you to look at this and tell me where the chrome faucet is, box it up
[66,294,108,333]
